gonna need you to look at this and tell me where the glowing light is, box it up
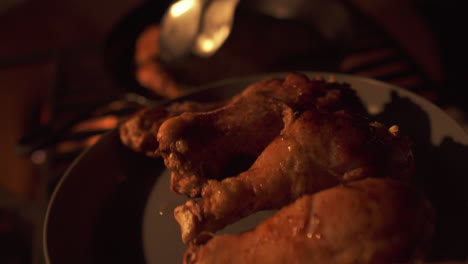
[198,38,215,53]
[170,0,195,17]
[194,25,230,56]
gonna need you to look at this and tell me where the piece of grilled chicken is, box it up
[183,178,434,264]
[119,101,223,158]
[174,109,414,244]
[157,73,367,196]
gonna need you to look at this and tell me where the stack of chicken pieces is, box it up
[120,73,435,264]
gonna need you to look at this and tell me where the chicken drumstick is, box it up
[175,109,414,243]
[184,178,434,264]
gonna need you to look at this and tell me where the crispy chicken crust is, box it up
[119,101,224,158]
[174,109,414,243]
[184,178,434,264]
[157,73,367,196]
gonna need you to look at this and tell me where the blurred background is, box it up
[0,0,467,263]
[0,0,143,263]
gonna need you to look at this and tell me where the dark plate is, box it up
[44,73,468,264]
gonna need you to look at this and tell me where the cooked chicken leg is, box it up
[175,109,414,243]
[184,178,434,264]
[119,101,224,158]
[158,73,367,196]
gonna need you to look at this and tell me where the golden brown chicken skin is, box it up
[119,106,171,158]
[174,109,414,243]
[119,101,224,158]
[157,73,367,196]
[184,178,434,264]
